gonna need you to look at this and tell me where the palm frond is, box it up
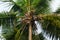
[39,14,60,40]
[33,34,44,40]
[0,12,16,18]
[12,0,28,12]
[0,12,16,40]
[31,0,41,8]
[34,0,50,15]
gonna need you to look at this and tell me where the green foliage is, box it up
[31,0,41,8]
[1,0,50,14]
[42,14,60,28]
[2,19,15,40]
[14,23,28,40]
[0,0,60,40]
[33,34,44,40]
[0,10,16,18]
[35,0,50,15]
[41,14,60,38]
[12,0,28,12]
[0,12,16,40]
[12,0,50,14]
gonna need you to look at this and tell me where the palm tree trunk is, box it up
[29,23,32,40]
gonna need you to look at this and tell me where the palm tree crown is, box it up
[0,0,60,40]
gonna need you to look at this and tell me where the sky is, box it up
[0,1,14,13]
[50,0,60,12]
[0,0,60,13]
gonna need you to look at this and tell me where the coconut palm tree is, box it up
[0,0,60,40]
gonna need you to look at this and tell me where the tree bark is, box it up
[29,23,32,40]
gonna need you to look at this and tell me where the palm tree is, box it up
[0,0,60,40]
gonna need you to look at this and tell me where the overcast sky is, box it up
[0,0,60,13]
[50,0,60,12]
[0,2,14,12]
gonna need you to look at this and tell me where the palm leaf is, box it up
[31,0,41,8]
[35,0,50,14]
[0,0,50,15]
[40,14,60,40]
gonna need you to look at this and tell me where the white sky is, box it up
[0,1,14,13]
[50,0,60,12]
[0,0,60,13]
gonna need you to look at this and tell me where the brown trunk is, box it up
[29,23,32,40]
